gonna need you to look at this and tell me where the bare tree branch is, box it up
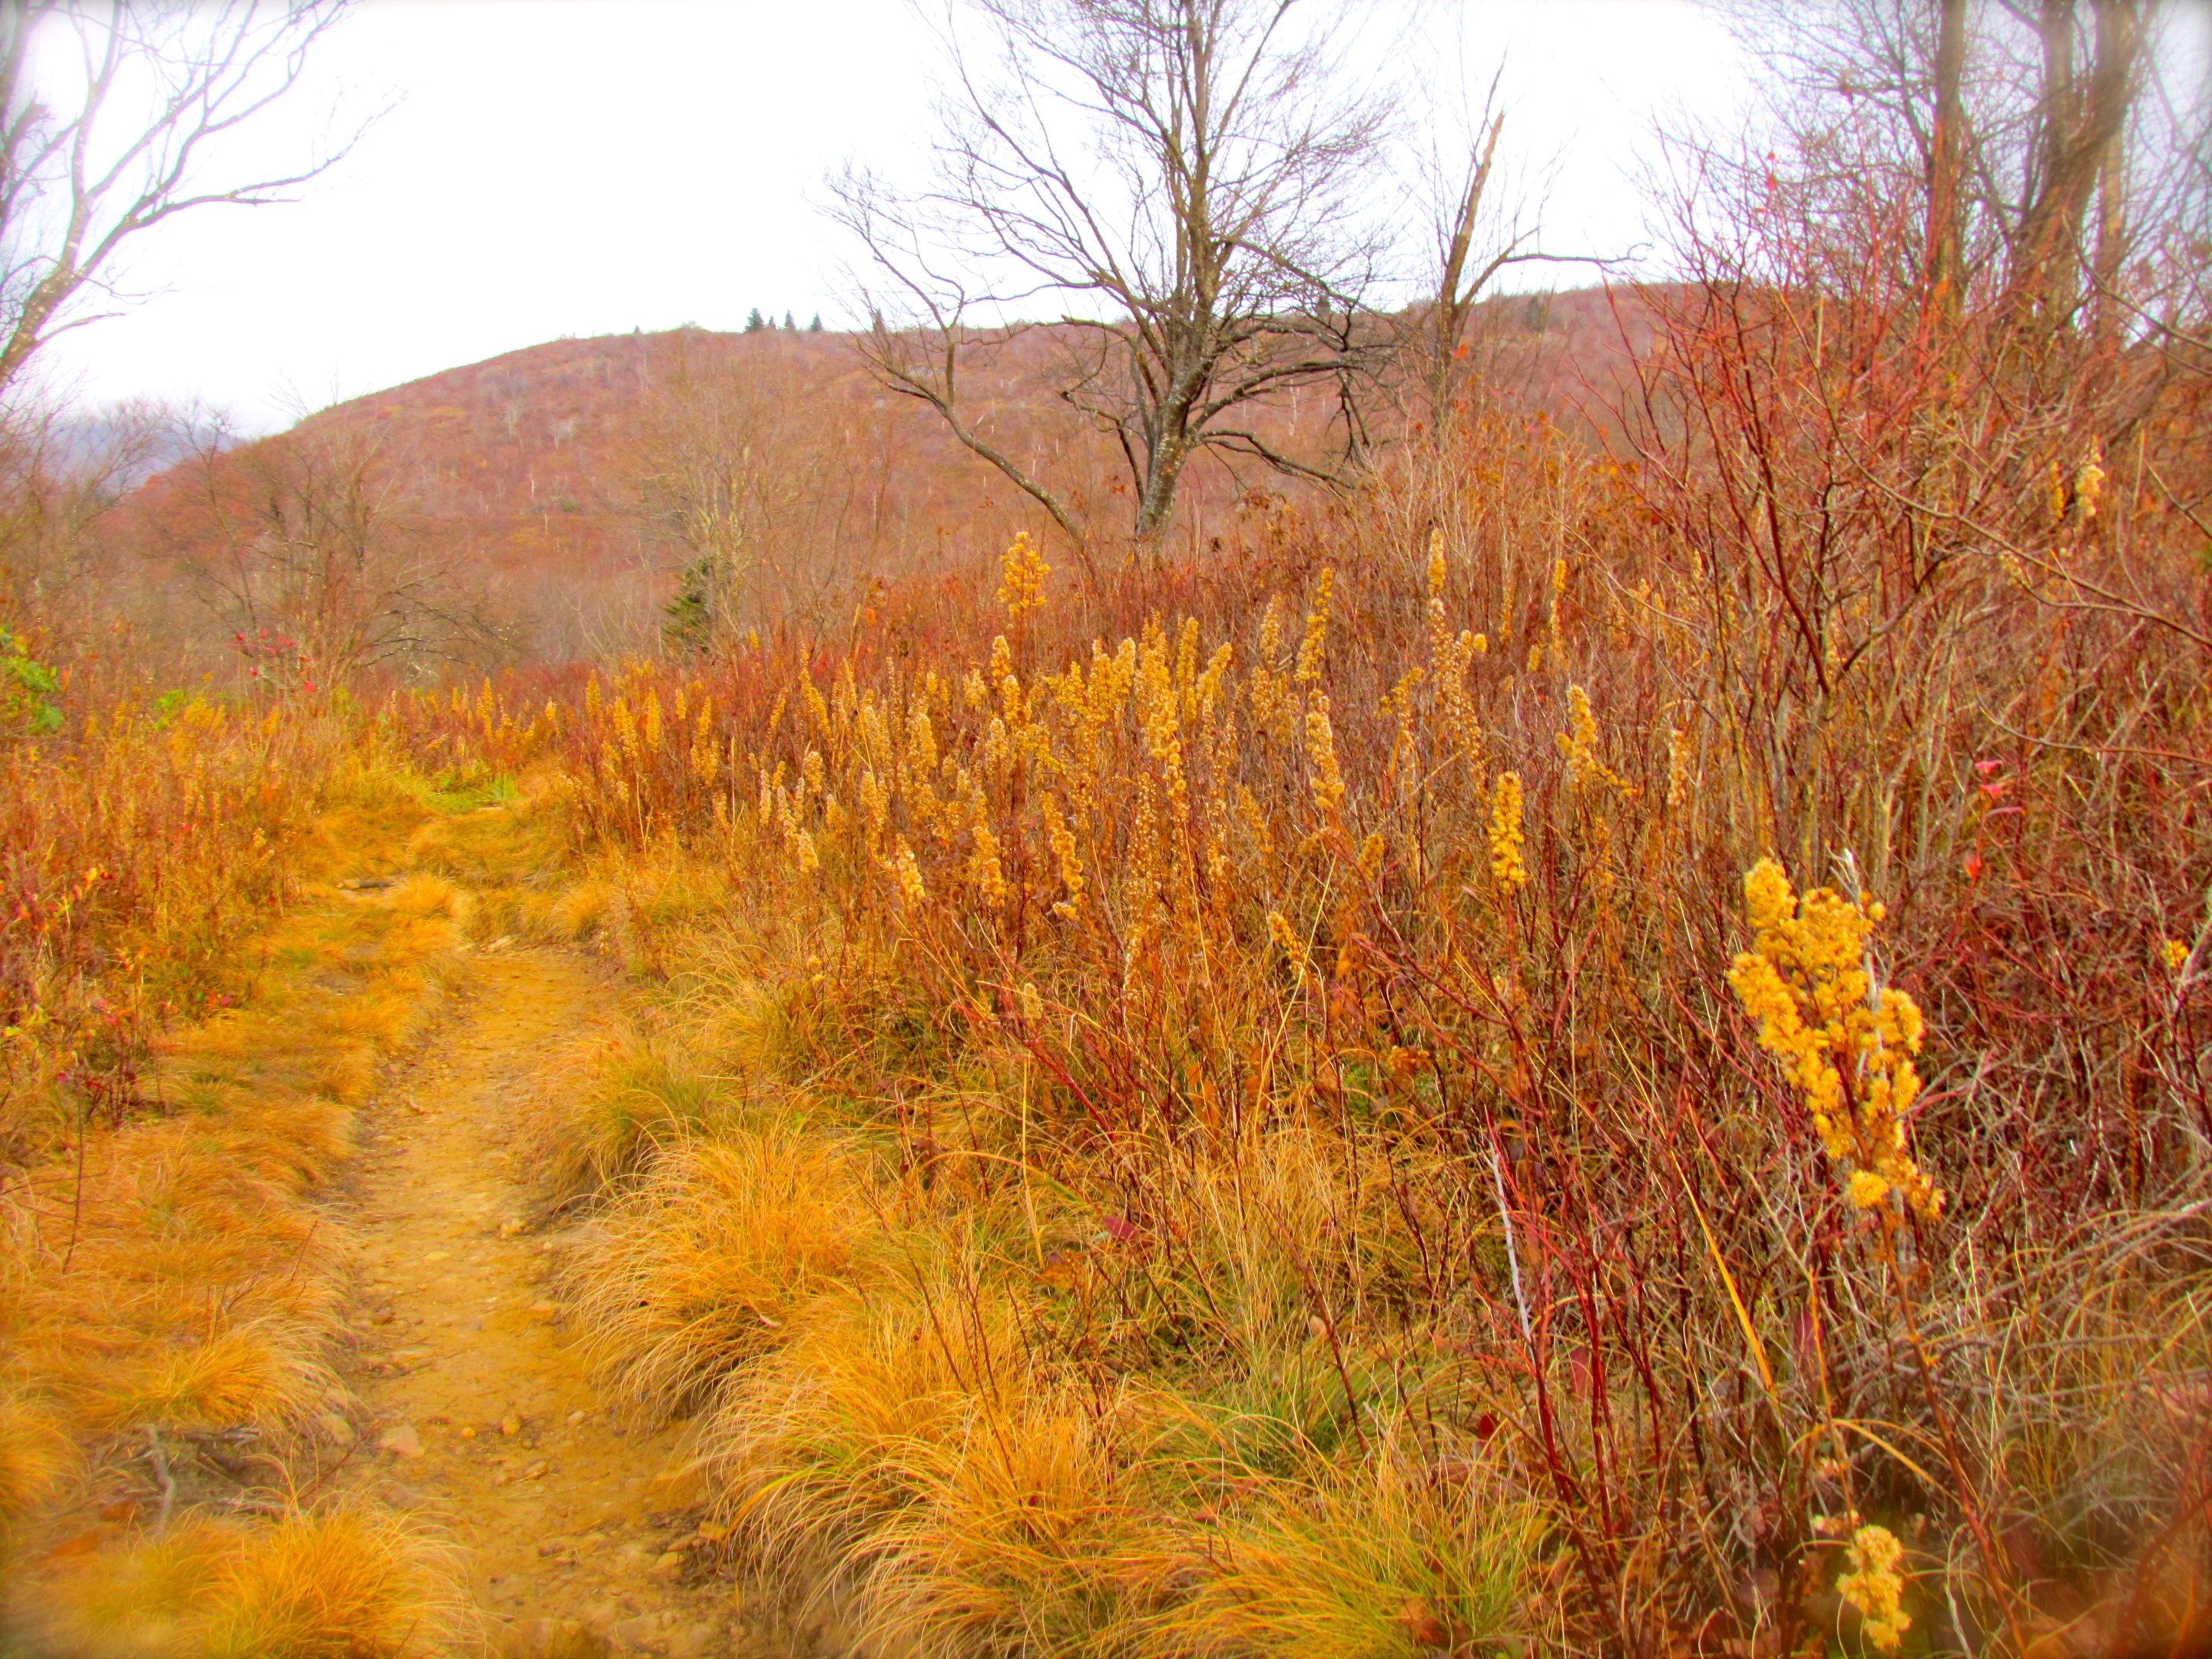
[0,1,364,401]
[831,0,1395,551]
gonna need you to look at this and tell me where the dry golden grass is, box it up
[28,1509,466,1659]
[572,1125,880,1414]
[0,761,482,1647]
[1174,1439,1541,1659]
[518,1031,729,1205]
[862,1386,1172,1659]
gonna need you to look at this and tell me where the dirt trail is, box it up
[336,944,741,1659]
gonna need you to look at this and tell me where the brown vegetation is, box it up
[5,0,2210,1653]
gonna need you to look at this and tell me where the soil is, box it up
[333,943,762,1659]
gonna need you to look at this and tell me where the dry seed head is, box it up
[1666,724,1693,810]
[2075,439,2105,521]
[893,836,926,904]
[1305,697,1346,813]
[1295,569,1334,687]
[1426,529,1447,599]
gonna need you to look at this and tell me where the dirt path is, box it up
[336,945,742,1659]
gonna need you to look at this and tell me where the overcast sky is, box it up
[29,0,1749,432]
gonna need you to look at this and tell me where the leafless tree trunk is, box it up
[0,0,359,402]
[2015,0,2144,330]
[834,0,1394,553]
[1926,0,1967,310]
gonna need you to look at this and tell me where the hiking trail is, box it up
[331,939,757,1659]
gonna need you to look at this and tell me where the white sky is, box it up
[31,0,1749,432]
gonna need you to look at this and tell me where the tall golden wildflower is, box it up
[1305,696,1346,813]
[1558,685,1634,796]
[1295,568,1333,687]
[1250,596,1292,744]
[1488,772,1527,891]
[1725,859,1940,1218]
[892,836,926,905]
[1041,792,1084,918]
[998,531,1050,622]
[690,700,719,788]
[1836,1525,1911,1651]
[969,800,1008,909]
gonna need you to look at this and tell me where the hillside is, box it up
[108,289,1644,669]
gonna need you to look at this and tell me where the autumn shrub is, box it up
[0,684,344,1161]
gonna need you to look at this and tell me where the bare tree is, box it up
[0,0,358,402]
[156,415,488,687]
[834,0,1395,551]
[1725,0,2173,332]
[0,396,161,629]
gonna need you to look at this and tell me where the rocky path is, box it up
[336,946,741,1659]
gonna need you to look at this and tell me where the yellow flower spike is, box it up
[1359,833,1386,878]
[1558,684,1634,796]
[1727,859,1942,1220]
[1836,1525,1912,1652]
[1488,772,1527,891]
[1666,724,1693,810]
[997,531,1050,621]
[1846,1170,1891,1210]
[2164,939,2191,974]
[1267,911,1311,988]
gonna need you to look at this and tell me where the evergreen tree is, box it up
[743,308,766,333]
[783,311,796,330]
[808,313,823,333]
[663,558,717,654]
